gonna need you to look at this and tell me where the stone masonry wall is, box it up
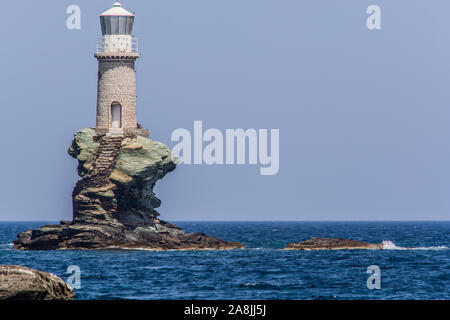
[96,58,137,131]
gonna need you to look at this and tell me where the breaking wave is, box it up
[382,240,448,251]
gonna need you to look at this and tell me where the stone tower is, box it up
[94,2,148,137]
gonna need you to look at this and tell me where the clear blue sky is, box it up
[1,0,450,221]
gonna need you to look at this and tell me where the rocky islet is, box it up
[13,129,244,251]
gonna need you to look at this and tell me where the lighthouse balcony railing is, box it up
[96,37,139,54]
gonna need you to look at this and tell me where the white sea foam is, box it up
[103,246,162,251]
[242,282,259,287]
[382,240,448,251]
[102,246,233,251]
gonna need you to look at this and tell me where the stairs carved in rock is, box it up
[73,135,124,196]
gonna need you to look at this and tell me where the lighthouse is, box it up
[94,2,148,137]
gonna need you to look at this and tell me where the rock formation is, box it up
[13,129,244,250]
[0,265,74,300]
[284,237,383,250]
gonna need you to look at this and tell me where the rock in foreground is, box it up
[285,237,383,250]
[0,265,73,300]
[14,129,244,251]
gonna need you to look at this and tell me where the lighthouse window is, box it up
[100,16,134,35]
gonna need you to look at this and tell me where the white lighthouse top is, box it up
[100,2,134,16]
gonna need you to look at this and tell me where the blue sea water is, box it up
[0,221,448,300]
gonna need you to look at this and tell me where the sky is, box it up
[1,0,450,221]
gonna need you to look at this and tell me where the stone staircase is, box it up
[91,136,123,177]
[73,135,124,196]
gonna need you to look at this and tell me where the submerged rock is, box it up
[0,265,73,300]
[284,237,383,250]
[14,129,244,251]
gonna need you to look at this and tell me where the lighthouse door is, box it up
[111,103,122,128]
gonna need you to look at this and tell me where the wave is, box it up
[0,243,13,249]
[103,246,165,251]
[382,240,448,251]
[239,282,280,290]
[102,246,240,251]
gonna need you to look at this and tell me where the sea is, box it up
[0,221,448,300]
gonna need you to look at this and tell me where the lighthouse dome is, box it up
[100,2,135,35]
[100,2,134,16]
